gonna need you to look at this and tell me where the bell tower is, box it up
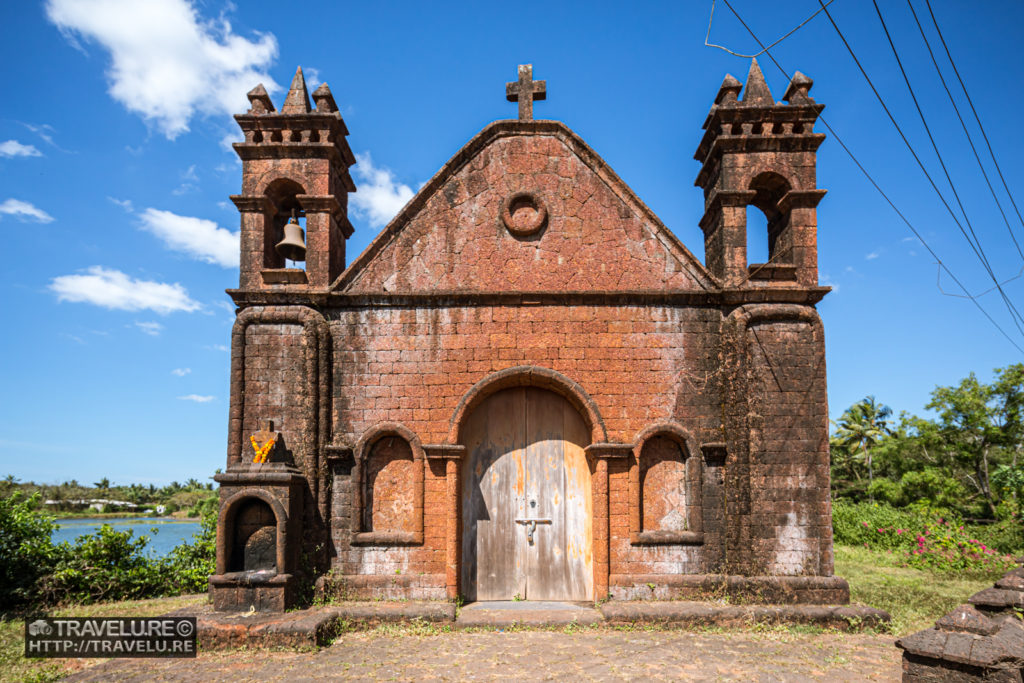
[694,59,826,288]
[231,67,356,289]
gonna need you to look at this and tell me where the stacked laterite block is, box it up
[211,60,847,611]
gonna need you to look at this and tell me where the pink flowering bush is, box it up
[833,500,1019,574]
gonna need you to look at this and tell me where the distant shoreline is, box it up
[50,512,201,522]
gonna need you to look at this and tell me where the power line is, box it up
[904,0,1024,262]
[704,0,837,59]
[819,0,1024,334]
[864,0,1024,334]
[714,0,1024,354]
[924,0,1024,255]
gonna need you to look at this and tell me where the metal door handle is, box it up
[514,518,551,546]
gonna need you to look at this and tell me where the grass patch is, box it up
[835,544,1003,636]
[0,593,206,683]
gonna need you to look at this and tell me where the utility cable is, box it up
[704,0,838,59]
[924,0,1024,254]
[715,0,1024,354]
[868,0,1019,331]
[905,0,1024,261]
[819,0,1024,334]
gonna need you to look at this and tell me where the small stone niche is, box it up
[230,498,277,573]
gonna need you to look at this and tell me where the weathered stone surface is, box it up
[457,601,602,628]
[970,588,1024,611]
[213,63,842,610]
[600,601,888,630]
[329,600,455,623]
[936,605,1000,636]
[898,565,1024,680]
[995,573,1024,591]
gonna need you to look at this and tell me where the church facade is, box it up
[210,61,845,611]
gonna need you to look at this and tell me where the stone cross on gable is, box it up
[506,64,546,121]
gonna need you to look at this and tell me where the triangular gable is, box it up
[334,120,719,294]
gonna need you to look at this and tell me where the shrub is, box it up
[832,500,929,551]
[832,500,1019,575]
[0,496,218,608]
[158,508,216,594]
[963,508,1024,556]
[38,525,163,605]
[0,493,59,609]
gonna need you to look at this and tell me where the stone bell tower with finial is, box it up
[231,67,356,290]
[694,59,827,289]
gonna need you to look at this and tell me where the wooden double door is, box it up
[461,387,593,601]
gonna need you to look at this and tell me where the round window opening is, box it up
[501,191,547,237]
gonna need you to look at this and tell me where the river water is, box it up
[51,517,203,557]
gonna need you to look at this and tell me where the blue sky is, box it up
[2,1,1023,485]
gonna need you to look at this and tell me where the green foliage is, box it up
[831,364,1024,529]
[0,475,214,515]
[835,544,1007,635]
[38,526,163,605]
[187,493,218,519]
[0,494,217,609]
[0,493,59,609]
[832,500,928,551]
[832,396,893,496]
[832,501,1018,575]
[158,508,217,594]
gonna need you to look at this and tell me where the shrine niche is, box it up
[351,424,425,546]
[629,426,703,546]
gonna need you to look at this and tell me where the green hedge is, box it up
[832,500,1020,574]
[0,492,215,610]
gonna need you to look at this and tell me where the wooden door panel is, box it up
[461,387,526,601]
[461,386,592,601]
[559,394,594,601]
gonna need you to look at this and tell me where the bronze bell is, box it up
[275,210,306,262]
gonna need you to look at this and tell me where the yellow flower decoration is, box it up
[250,434,275,463]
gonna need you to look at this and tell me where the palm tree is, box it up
[833,396,893,498]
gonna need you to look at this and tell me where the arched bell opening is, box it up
[263,178,308,270]
[747,171,793,266]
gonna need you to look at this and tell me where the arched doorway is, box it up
[460,386,593,601]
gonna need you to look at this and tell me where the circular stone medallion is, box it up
[501,191,547,237]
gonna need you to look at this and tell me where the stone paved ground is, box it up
[64,631,901,681]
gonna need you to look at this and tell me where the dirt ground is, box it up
[63,630,902,682]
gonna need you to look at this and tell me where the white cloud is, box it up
[45,0,280,139]
[821,274,840,294]
[108,196,134,212]
[220,131,243,155]
[178,394,215,403]
[139,208,239,267]
[208,344,229,352]
[172,367,191,376]
[865,252,879,260]
[350,152,416,228]
[172,165,199,195]
[135,321,163,336]
[0,140,42,158]
[0,199,54,223]
[23,123,58,148]
[50,266,201,314]
[303,67,321,90]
